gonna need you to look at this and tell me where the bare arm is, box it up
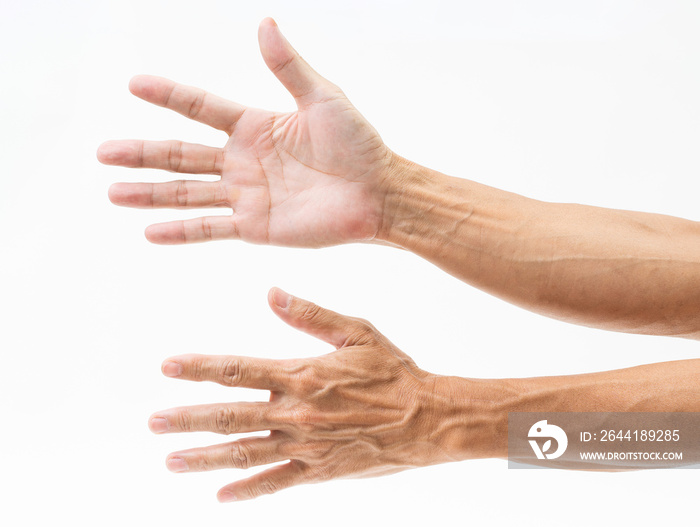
[378,157,700,338]
[148,290,700,501]
[439,355,700,461]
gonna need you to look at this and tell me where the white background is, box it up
[1,0,699,525]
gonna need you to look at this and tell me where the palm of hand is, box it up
[221,96,389,247]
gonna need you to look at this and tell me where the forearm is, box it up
[430,358,700,460]
[378,155,700,338]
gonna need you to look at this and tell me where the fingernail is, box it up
[218,491,237,503]
[166,457,189,473]
[162,361,183,377]
[149,417,170,434]
[272,288,291,309]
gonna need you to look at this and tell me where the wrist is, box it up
[374,153,530,265]
[424,374,515,461]
[374,152,448,247]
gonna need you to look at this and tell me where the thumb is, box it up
[268,288,372,348]
[258,18,331,105]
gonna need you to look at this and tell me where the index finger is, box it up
[162,353,292,391]
[129,75,246,134]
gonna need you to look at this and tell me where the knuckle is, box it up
[213,150,225,173]
[214,407,238,434]
[256,478,282,496]
[326,82,345,98]
[351,317,379,342]
[175,180,189,207]
[276,439,295,458]
[181,450,210,472]
[137,141,145,167]
[284,360,329,398]
[188,91,206,118]
[291,405,313,424]
[288,439,327,462]
[298,302,322,323]
[287,404,317,432]
[293,362,323,392]
[168,141,184,172]
[307,441,333,461]
[312,464,333,482]
[195,454,212,471]
[200,217,213,240]
[215,182,231,206]
[355,317,376,334]
[188,355,206,380]
[219,358,243,386]
[271,54,296,75]
[162,84,175,107]
[228,443,252,469]
[174,410,192,432]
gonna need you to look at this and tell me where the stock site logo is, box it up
[528,420,568,460]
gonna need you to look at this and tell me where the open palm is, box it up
[98,18,394,247]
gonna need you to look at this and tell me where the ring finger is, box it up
[165,434,290,473]
[108,180,234,208]
[149,402,275,435]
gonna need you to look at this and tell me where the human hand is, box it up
[98,18,397,247]
[148,289,494,501]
